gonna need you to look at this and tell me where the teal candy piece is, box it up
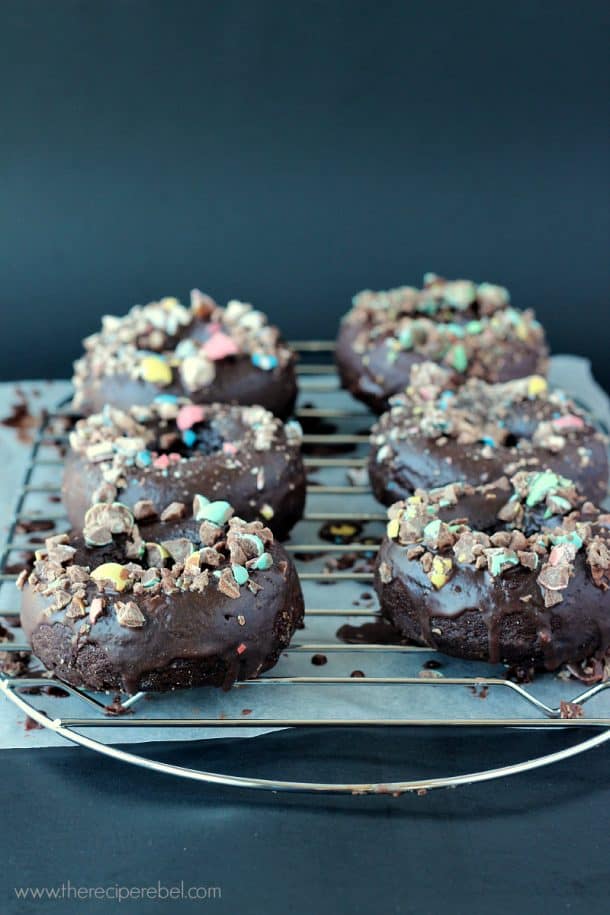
[253,553,273,571]
[251,353,279,371]
[241,533,265,556]
[196,499,233,525]
[551,531,584,549]
[423,519,442,544]
[489,550,518,576]
[231,564,249,585]
[398,327,413,349]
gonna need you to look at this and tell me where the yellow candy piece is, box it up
[428,555,453,589]
[516,322,530,342]
[160,296,180,310]
[527,375,547,397]
[140,356,173,386]
[386,518,400,539]
[91,563,128,591]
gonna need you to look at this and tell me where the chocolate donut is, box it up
[18,503,304,694]
[64,400,306,540]
[72,291,298,419]
[369,363,608,506]
[375,472,610,669]
[336,274,549,413]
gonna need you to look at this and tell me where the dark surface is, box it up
[0,0,608,389]
[2,728,609,914]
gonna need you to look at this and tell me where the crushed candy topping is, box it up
[382,472,609,606]
[72,293,292,408]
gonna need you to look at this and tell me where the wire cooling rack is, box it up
[1,343,609,795]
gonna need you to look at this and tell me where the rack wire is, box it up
[1,346,609,795]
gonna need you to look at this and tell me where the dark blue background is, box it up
[0,0,608,386]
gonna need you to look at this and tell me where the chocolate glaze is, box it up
[337,320,547,414]
[369,377,608,506]
[21,539,304,694]
[75,355,298,421]
[336,617,409,645]
[63,405,306,540]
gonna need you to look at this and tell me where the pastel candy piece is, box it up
[222,442,237,455]
[232,564,249,585]
[182,429,197,448]
[525,470,563,507]
[176,404,207,431]
[428,556,453,589]
[91,563,129,591]
[386,518,400,539]
[448,343,468,373]
[196,500,234,526]
[202,332,240,361]
[241,533,265,556]
[527,375,548,397]
[140,356,173,386]
[251,353,279,371]
[552,414,585,431]
[153,454,171,470]
[253,552,273,571]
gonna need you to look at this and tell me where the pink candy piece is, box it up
[549,544,573,566]
[202,332,240,361]
[169,452,182,462]
[552,414,585,431]
[153,454,171,470]
[176,404,207,431]
[222,442,238,455]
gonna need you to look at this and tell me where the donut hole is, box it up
[154,420,226,458]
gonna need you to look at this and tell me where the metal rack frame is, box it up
[1,344,609,795]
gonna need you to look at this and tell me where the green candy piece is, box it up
[196,500,234,526]
[417,298,438,316]
[551,531,583,549]
[241,534,265,556]
[253,552,273,571]
[442,322,466,338]
[449,343,468,373]
[232,564,249,585]
[465,320,483,335]
[398,327,413,349]
[488,550,519,577]
[525,471,562,507]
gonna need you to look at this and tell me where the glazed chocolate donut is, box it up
[375,472,610,669]
[336,274,549,413]
[18,502,304,694]
[72,291,298,419]
[64,400,306,540]
[369,363,608,507]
